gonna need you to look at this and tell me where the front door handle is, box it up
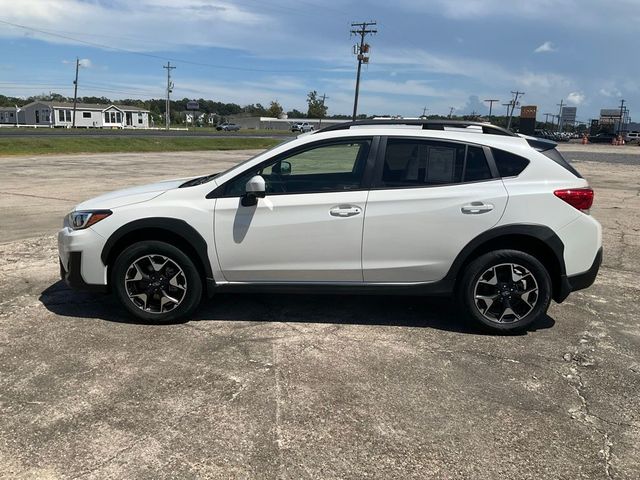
[329,205,362,217]
[461,202,494,214]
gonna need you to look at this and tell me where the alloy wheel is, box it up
[473,262,539,324]
[124,254,187,314]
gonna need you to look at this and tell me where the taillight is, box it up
[554,188,594,212]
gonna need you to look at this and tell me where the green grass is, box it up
[0,136,283,156]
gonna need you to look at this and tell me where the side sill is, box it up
[207,280,454,297]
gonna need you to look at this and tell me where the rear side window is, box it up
[381,139,492,188]
[492,149,530,177]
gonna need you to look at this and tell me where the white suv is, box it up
[58,120,602,332]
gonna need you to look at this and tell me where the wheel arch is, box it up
[101,218,213,286]
[446,224,567,302]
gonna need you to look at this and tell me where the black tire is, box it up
[458,249,552,333]
[111,241,202,323]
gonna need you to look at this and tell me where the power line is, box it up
[350,21,377,121]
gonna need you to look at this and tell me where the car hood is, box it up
[74,178,188,210]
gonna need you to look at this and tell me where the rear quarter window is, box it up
[540,148,583,178]
[491,149,530,177]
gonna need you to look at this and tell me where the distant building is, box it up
[18,101,150,128]
[0,107,19,125]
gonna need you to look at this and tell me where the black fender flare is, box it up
[101,217,213,279]
[442,224,567,297]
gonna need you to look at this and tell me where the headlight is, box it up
[67,210,112,230]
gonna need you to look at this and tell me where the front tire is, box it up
[458,250,552,333]
[112,241,202,323]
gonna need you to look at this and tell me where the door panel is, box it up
[215,191,368,282]
[362,181,507,282]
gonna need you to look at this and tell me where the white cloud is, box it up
[534,41,556,53]
[599,87,622,98]
[79,58,92,68]
[566,91,585,105]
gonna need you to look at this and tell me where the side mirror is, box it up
[272,160,291,176]
[242,175,266,207]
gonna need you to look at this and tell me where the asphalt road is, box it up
[0,145,639,479]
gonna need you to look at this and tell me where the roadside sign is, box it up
[186,100,199,110]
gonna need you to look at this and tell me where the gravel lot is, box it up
[0,144,639,479]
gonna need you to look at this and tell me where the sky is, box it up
[0,0,638,121]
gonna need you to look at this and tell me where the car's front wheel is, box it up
[112,241,202,323]
[458,250,552,333]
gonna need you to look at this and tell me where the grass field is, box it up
[0,136,283,156]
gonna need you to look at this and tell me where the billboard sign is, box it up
[186,100,199,110]
[520,105,537,119]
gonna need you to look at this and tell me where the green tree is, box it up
[266,100,284,118]
[306,91,327,119]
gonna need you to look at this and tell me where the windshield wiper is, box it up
[179,173,219,188]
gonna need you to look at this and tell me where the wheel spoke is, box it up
[169,271,186,291]
[129,293,148,310]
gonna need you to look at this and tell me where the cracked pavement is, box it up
[0,145,639,479]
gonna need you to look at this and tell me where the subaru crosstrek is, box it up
[58,120,602,332]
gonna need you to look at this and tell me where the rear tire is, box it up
[458,249,552,333]
[112,241,202,323]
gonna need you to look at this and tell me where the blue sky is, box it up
[0,0,637,121]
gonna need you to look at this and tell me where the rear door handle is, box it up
[329,205,362,217]
[461,202,494,214]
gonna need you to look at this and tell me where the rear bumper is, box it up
[556,247,602,302]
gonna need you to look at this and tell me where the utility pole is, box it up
[320,93,329,126]
[350,21,377,121]
[507,90,524,130]
[618,98,626,135]
[556,99,565,133]
[484,99,499,120]
[544,113,553,129]
[422,106,428,118]
[163,62,176,130]
[448,107,455,118]
[72,57,79,128]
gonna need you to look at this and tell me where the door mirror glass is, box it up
[273,160,291,176]
[242,175,266,206]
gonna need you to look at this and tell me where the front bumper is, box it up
[58,226,109,291]
[556,247,603,302]
[59,252,108,293]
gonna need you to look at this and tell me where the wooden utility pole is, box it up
[72,57,79,128]
[163,62,176,130]
[350,21,377,121]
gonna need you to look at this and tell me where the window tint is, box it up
[492,148,530,177]
[381,139,492,187]
[224,140,370,196]
[464,146,492,182]
[541,148,582,178]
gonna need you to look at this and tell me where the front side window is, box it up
[83,112,91,118]
[224,140,370,196]
[380,139,493,188]
[104,112,109,123]
[65,110,72,122]
[59,110,65,122]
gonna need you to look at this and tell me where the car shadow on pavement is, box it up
[39,281,555,335]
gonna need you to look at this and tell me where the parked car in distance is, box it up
[588,132,618,143]
[624,131,640,143]
[58,119,602,333]
[291,122,314,133]
[216,122,241,131]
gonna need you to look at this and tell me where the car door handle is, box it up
[329,205,362,217]
[461,202,494,214]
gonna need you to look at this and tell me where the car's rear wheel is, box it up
[458,250,552,333]
[112,241,202,323]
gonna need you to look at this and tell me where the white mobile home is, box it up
[20,101,150,128]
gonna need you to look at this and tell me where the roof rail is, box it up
[315,119,517,137]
